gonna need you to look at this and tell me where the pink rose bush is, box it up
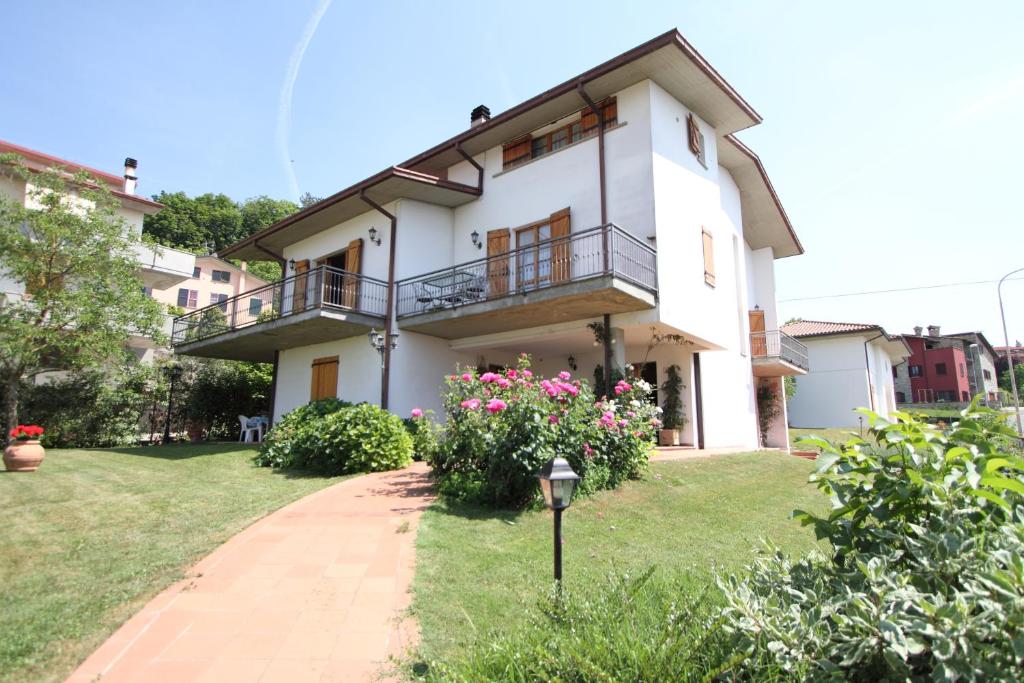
[430,355,658,507]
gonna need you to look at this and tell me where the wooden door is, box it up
[749,310,766,357]
[310,356,339,401]
[341,238,362,308]
[549,208,571,283]
[292,259,310,312]
[486,228,510,297]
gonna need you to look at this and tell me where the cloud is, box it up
[277,0,333,201]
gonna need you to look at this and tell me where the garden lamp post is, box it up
[368,328,399,406]
[998,267,1024,436]
[538,457,581,582]
[162,363,183,444]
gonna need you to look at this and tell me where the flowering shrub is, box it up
[431,355,659,507]
[404,408,443,462]
[9,424,44,441]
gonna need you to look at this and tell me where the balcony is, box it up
[751,330,809,377]
[134,242,197,289]
[172,266,388,362]
[395,224,657,338]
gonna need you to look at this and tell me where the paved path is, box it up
[68,462,434,683]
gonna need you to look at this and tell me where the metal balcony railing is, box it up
[750,330,809,370]
[172,265,388,345]
[395,223,657,317]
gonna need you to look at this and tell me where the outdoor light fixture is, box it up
[368,226,382,246]
[538,457,582,581]
[368,328,399,364]
[288,258,296,272]
[161,363,183,444]
[567,355,577,371]
[470,230,482,249]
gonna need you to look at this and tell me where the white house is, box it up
[782,320,911,428]
[173,29,808,451]
[0,139,196,363]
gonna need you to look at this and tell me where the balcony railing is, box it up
[751,330,809,371]
[395,223,657,317]
[172,265,388,345]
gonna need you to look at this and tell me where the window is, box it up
[984,369,992,380]
[248,298,263,317]
[892,366,898,379]
[211,292,229,311]
[909,365,922,377]
[895,391,906,403]
[516,222,553,290]
[192,266,201,278]
[212,269,231,283]
[177,288,198,308]
[935,362,947,376]
[701,228,715,286]
[501,98,617,170]
[687,113,706,168]
[310,356,339,401]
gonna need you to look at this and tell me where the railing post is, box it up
[602,223,610,274]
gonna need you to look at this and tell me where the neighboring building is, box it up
[0,139,196,363]
[172,29,808,451]
[894,325,1001,404]
[781,321,910,428]
[151,255,268,316]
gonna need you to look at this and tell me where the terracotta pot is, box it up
[4,439,45,472]
[658,429,681,447]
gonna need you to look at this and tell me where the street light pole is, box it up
[998,267,1023,436]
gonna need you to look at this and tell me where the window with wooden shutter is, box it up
[549,208,571,284]
[502,135,531,169]
[310,356,339,401]
[486,228,510,296]
[341,238,362,308]
[292,259,310,311]
[687,114,706,167]
[501,98,617,170]
[702,229,715,287]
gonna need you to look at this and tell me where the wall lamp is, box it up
[368,226,382,246]
[567,355,577,371]
[470,230,482,250]
[288,258,295,272]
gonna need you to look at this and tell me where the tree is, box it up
[999,364,1024,395]
[299,192,323,208]
[0,154,164,434]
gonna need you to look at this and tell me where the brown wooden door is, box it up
[549,208,571,284]
[310,356,339,401]
[749,310,766,357]
[486,228,510,297]
[292,259,310,312]
[341,238,362,308]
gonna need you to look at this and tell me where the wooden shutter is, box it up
[310,356,339,401]
[342,238,363,308]
[292,259,310,311]
[502,136,531,169]
[486,228,510,297]
[549,208,571,283]
[687,114,701,156]
[702,229,715,286]
[749,310,766,357]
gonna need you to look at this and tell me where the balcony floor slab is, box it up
[752,356,808,377]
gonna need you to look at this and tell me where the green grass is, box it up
[0,443,347,683]
[412,452,828,668]
[790,426,867,446]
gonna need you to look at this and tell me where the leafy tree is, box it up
[240,195,298,238]
[999,363,1024,394]
[299,192,323,208]
[0,154,164,434]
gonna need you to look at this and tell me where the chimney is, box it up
[927,325,941,337]
[470,105,491,128]
[913,326,923,336]
[123,157,138,195]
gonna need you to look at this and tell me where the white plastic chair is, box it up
[238,415,261,443]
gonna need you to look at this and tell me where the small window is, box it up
[211,292,229,311]
[193,266,201,278]
[935,363,947,376]
[550,128,568,152]
[501,97,617,170]
[177,288,198,308]
[531,137,548,158]
[212,269,231,283]
[687,114,706,168]
[701,228,715,287]
[248,298,263,317]
[895,391,906,403]
[909,365,922,377]
[983,369,992,379]
[892,366,898,379]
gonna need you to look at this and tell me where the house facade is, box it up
[0,139,195,363]
[893,325,1001,404]
[781,321,910,428]
[172,30,807,450]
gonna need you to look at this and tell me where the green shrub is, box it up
[184,360,272,440]
[718,401,1024,681]
[432,355,658,508]
[404,409,442,462]
[255,400,412,474]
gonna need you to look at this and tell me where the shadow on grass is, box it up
[427,496,534,523]
[86,441,258,460]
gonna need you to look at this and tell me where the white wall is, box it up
[787,334,874,428]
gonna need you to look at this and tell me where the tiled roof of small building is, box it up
[781,320,879,338]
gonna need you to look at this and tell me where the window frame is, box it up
[211,269,231,283]
[501,97,617,170]
[177,288,198,309]
[935,362,947,376]
[909,365,923,378]
[192,266,201,278]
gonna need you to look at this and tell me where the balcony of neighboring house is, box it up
[395,223,658,338]
[750,330,809,376]
[171,265,388,362]
[134,242,197,289]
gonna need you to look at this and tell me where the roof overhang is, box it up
[222,167,480,260]
[719,135,803,258]
[791,326,912,360]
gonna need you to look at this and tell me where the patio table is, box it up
[421,270,482,307]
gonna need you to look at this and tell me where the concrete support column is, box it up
[610,326,626,374]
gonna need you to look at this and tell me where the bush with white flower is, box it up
[430,354,659,507]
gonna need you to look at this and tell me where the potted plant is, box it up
[659,364,686,446]
[4,424,46,472]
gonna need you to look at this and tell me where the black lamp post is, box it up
[538,457,581,582]
[162,363,183,444]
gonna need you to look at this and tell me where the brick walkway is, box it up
[68,462,434,682]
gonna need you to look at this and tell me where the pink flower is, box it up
[618,419,628,427]
[480,372,500,383]
[548,415,559,424]
[461,398,481,410]
[486,398,507,414]
[506,369,517,379]
[411,408,423,418]
[559,371,571,380]
[626,411,636,418]
[496,378,511,389]
[614,380,633,396]
[461,373,473,382]
[522,370,533,378]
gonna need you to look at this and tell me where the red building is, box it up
[902,336,971,402]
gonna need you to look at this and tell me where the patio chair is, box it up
[464,276,486,300]
[415,284,439,311]
[238,415,261,443]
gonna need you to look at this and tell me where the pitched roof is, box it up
[781,320,879,338]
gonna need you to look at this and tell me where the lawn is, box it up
[790,426,867,446]
[411,451,828,669]
[0,443,347,683]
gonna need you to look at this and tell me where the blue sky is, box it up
[4,1,1023,346]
